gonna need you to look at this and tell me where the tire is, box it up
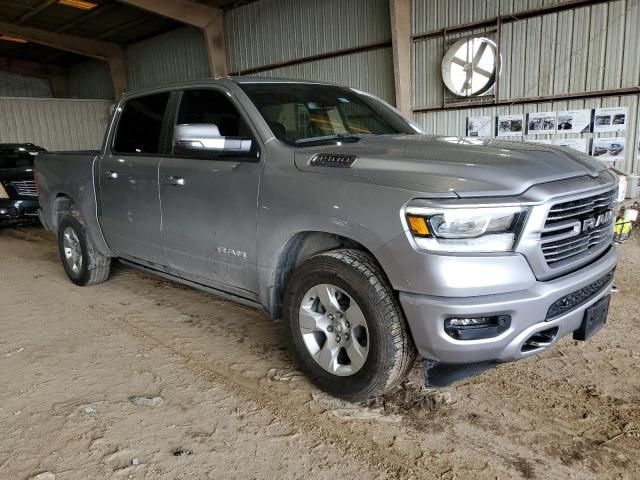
[57,214,111,286]
[284,249,416,401]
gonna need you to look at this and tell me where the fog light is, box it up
[445,315,511,340]
[0,208,7,215]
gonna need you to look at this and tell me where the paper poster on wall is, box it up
[527,112,556,134]
[466,116,493,137]
[557,109,591,134]
[591,137,625,161]
[594,107,627,133]
[497,115,524,137]
[555,138,588,154]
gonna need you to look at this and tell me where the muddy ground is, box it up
[0,226,638,479]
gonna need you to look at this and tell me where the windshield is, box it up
[0,146,42,170]
[239,82,419,145]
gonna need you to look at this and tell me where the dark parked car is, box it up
[0,143,45,225]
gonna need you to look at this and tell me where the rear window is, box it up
[113,92,170,154]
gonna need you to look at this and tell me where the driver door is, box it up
[159,88,262,299]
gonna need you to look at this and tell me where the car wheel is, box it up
[57,214,111,286]
[284,249,416,401]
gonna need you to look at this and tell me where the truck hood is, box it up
[293,134,609,198]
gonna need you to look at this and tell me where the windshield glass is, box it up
[0,146,41,170]
[239,82,418,145]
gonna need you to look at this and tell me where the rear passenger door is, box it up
[99,92,171,267]
[159,87,262,298]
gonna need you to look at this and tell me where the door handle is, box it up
[168,176,185,187]
[103,170,119,179]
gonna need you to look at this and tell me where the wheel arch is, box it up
[268,230,389,319]
[51,193,76,232]
[51,192,113,258]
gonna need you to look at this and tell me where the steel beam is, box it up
[390,0,412,116]
[0,22,126,99]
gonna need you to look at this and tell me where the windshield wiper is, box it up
[294,133,363,145]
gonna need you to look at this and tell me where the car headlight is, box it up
[0,183,8,199]
[405,205,528,253]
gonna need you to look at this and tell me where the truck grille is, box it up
[11,180,38,197]
[541,188,616,266]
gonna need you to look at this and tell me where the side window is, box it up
[175,89,253,140]
[113,92,170,154]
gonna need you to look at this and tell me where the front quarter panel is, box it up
[256,139,442,307]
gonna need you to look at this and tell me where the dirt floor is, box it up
[0,226,639,480]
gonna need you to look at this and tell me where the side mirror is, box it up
[173,124,255,158]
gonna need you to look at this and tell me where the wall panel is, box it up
[0,97,112,151]
[126,26,210,91]
[67,60,114,99]
[414,94,640,173]
[254,47,395,104]
[0,72,51,98]
[411,0,639,173]
[225,0,391,73]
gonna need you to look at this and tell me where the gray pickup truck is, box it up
[36,77,618,400]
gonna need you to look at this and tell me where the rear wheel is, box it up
[284,249,416,401]
[57,214,111,286]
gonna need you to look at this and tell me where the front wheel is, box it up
[57,214,111,286]
[284,249,416,401]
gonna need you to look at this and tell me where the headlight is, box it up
[405,206,528,253]
[0,183,8,199]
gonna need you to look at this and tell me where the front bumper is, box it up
[399,244,618,364]
[0,198,40,223]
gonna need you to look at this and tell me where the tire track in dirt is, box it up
[3,227,639,479]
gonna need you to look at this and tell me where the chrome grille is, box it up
[541,188,617,266]
[11,180,38,197]
[546,189,617,223]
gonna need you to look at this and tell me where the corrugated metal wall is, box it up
[225,0,395,103]
[67,60,114,100]
[254,48,395,104]
[416,96,639,173]
[0,72,52,98]
[126,26,210,91]
[0,97,112,151]
[414,0,579,33]
[412,0,640,173]
[225,0,391,72]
